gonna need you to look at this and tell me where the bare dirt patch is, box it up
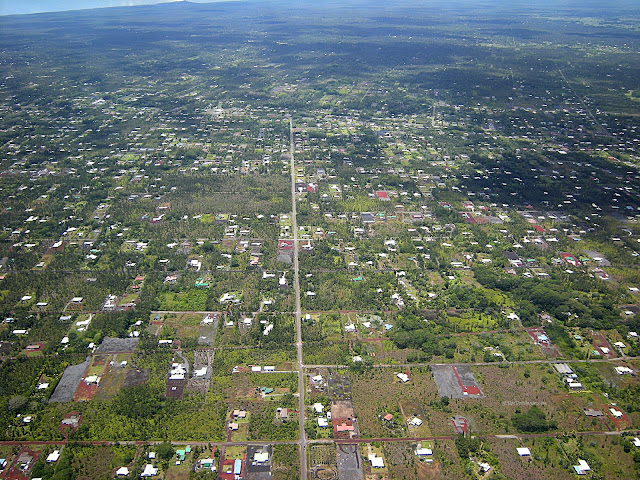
[73,380,98,401]
[331,400,355,421]
[122,367,149,388]
[95,367,127,400]
[94,337,139,355]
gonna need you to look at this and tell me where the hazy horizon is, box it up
[2,0,639,17]
[0,0,242,16]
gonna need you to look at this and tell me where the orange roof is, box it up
[336,423,355,432]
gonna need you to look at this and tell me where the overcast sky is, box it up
[0,0,238,16]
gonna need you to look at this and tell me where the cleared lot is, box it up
[431,364,483,399]
[49,357,91,402]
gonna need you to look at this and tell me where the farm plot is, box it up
[592,331,617,359]
[310,444,337,480]
[73,356,109,401]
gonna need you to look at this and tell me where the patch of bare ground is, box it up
[94,368,126,400]
[122,368,149,387]
[186,378,209,395]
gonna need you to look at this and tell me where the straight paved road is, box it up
[289,115,307,480]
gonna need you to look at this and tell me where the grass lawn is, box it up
[224,446,246,459]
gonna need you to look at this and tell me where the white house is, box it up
[116,467,130,476]
[615,366,633,375]
[254,451,269,464]
[574,459,590,475]
[369,455,384,468]
[46,450,60,462]
[408,417,423,427]
[141,464,158,477]
[415,448,432,457]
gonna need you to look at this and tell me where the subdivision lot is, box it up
[49,357,91,403]
[122,367,149,387]
[4,446,42,480]
[350,367,440,438]
[309,444,337,480]
[485,437,575,480]
[245,445,272,480]
[431,364,483,399]
[336,443,362,480]
[198,324,215,345]
[94,337,139,355]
